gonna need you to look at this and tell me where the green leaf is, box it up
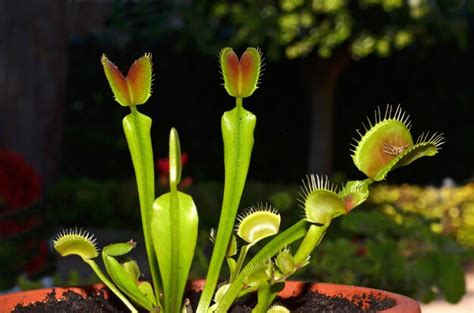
[436,254,465,303]
[341,211,397,236]
[102,252,155,311]
[366,239,406,287]
[351,106,444,181]
[411,253,438,303]
[122,110,161,302]
[169,128,182,186]
[151,191,198,313]
[122,259,140,284]
[103,242,136,257]
[227,257,237,275]
[198,103,256,312]
[252,281,281,313]
[373,139,443,181]
[393,137,442,169]
[138,281,158,307]
[217,220,308,312]
[352,107,413,180]
[338,179,371,212]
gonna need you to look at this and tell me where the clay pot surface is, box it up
[0,284,105,313]
[0,281,420,313]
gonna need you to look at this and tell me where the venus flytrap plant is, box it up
[53,230,139,312]
[101,241,157,311]
[53,48,443,313]
[151,128,198,313]
[196,48,261,313]
[213,105,443,312]
[267,304,290,313]
[101,53,162,310]
[229,203,281,283]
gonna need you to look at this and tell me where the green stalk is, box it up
[197,98,256,313]
[216,219,308,312]
[252,282,280,313]
[168,182,180,312]
[122,106,162,307]
[85,259,138,313]
[293,223,329,265]
[152,128,198,313]
[230,244,250,283]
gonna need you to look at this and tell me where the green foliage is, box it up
[102,242,156,311]
[309,208,467,303]
[170,0,470,60]
[370,183,474,248]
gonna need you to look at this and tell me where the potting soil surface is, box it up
[11,288,395,313]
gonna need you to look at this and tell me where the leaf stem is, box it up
[123,107,162,308]
[216,220,308,312]
[293,223,329,266]
[252,282,279,313]
[197,97,256,313]
[230,244,250,283]
[85,259,138,313]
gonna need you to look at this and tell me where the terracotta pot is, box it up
[0,284,105,312]
[0,281,420,312]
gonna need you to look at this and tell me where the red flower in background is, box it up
[155,153,193,188]
[0,149,42,209]
[24,239,49,275]
[156,153,189,173]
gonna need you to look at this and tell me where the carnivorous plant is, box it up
[53,48,443,313]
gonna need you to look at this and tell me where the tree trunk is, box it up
[0,0,67,190]
[305,51,350,174]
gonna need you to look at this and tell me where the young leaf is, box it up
[275,248,296,276]
[102,241,136,257]
[242,260,273,288]
[102,249,155,311]
[121,259,141,284]
[227,235,238,257]
[338,179,371,212]
[209,283,231,312]
[151,191,198,313]
[151,128,198,312]
[138,281,157,307]
[169,127,182,187]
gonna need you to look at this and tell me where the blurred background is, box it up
[1,0,473,308]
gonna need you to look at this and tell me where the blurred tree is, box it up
[0,1,67,190]
[105,0,470,174]
[177,0,470,174]
[0,1,111,191]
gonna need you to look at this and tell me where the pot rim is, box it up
[0,280,420,313]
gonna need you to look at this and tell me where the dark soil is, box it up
[12,289,125,313]
[11,288,395,312]
[227,288,395,313]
